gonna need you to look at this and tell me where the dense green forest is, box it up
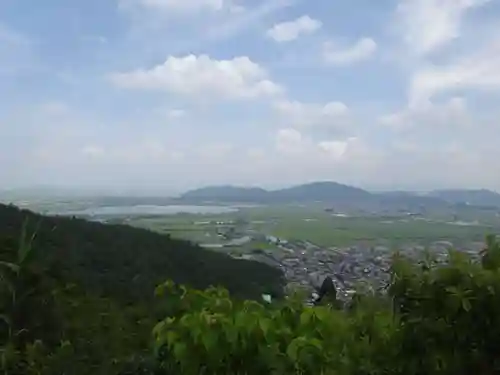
[0,204,285,302]
[2,203,500,374]
[0,204,283,374]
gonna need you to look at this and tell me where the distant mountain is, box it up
[179,181,372,204]
[377,191,449,208]
[181,185,269,202]
[269,182,371,203]
[427,189,500,208]
[179,182,500,210]
[377,191,419,198]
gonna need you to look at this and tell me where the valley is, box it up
[104,205,496,301]
[2,181,500,373]
[5,181,499,302]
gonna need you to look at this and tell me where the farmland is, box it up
[122,204,499,248]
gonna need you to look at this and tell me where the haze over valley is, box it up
[4,180,499,301]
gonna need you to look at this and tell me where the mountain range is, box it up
[178,182,500,209]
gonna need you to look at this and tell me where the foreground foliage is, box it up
[153,281,396,375]
[1,204,500,374]
[153,235,500,375]
[0,204,283,374]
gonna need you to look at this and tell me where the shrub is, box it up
[153,236,500,375]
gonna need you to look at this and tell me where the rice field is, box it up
[126,205,499,247]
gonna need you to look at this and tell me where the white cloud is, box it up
[395,0,490,57]
[81,140,184,165]
[167,109,186,119]
[275,128,304,154]
[109,54,283,99]
[141,140,167,159]
[120,0,227,13]
[267,15,322,42]
[390,0,500,113]
[273,99,349,127]
[0,23,35,76]
[6,0,500,192]
[202,0,296,42]
[317,137,365,161]
[197,143,234,160]
[0,24,31,46]
[81,35,108,44]
[275,128,360,162]
[246,147,266,161]
[38,101,71,116]
[323,37,377,65]
[267,130,383,188]
[379,96,468,129]
[119,0,291,44]
[7,102,500,191]
[115,0,290,65]
[144,0,224,11]
[81,145,105,158]
[318,139,350,159]
[409,39,500,107]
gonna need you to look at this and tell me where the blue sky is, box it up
[1,0,500,193]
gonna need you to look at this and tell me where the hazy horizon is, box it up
[2,0,500,192]
[1,181,498,199]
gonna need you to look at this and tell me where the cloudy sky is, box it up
[1,0,500,193]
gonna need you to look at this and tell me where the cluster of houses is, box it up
[238,236,486,302]
[196,218,487,303]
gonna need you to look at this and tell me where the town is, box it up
[197,219,487,303]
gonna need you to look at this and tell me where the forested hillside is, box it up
[0,204,284,374]
[0,204,285,302]
[2,203,500,374]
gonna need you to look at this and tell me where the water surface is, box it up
[51,204,238,217]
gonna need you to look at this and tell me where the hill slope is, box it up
[270,181,371,203]
[427,189,500,207]
[0,204,285,302]
[180,185,269,202]
[179,182,500,209]
[179,181,372,204]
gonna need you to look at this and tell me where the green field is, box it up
[125,205,500,247]
[267,217,492,246]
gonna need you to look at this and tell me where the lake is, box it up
[50,204,238,217]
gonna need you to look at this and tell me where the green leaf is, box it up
[152,321,166,338]
[300,308,315,326]
[308,338,323,351]
[166,331,179,348]
[174,342,187,363]
[222,320,238,345]
[0,314,11,328]
[445,286,460,296]
[258,317,271,339]
[286,341,299,362]
[286,337,307,362]
[17,218,39,266]
[0,261,19,274]
[461,298,471,312]
[202,331,218,352]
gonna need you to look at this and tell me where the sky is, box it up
[1,0,500,194]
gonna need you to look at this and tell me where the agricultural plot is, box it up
[126,205,499,248]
